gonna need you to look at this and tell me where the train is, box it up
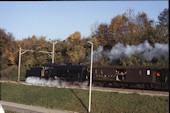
[26,63,169,90]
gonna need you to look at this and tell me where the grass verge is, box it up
[1,82,169,113]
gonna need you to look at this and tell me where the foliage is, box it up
[67,31,81,41]
[66,40,86,64]
[154,8,169,43]
[158,8,169,28]
[0,28,18,67]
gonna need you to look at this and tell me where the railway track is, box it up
[0,80,169,97]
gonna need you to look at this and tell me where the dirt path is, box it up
[0,101,77,113]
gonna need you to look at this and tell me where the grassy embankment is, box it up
[0,82,169,113]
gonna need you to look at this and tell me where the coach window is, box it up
[116,69,127,81]
[139,70,142,75]
[146,69,151,76]
[101,69,103,74]
[165,75,168,83]
[95,69,98,74]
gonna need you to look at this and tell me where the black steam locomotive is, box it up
[26,63,169,90]
[26,63,88,83]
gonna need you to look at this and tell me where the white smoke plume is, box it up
[93,46,104,61]
[26,77,65,87]
[142,42,169,61]
[25,77,88,88]
[93,40,169,61]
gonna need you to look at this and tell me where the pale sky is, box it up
[0,1,168,41]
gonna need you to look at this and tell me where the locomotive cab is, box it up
[41,65,54,79]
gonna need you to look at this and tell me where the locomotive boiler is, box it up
[26,63,88,83]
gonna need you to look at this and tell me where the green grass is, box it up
[1,82,169,113]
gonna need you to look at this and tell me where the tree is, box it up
[153,25,169,43]
[67,31,81,41]
[108,15,122,38]
[95,24,108,47]
[0,28,18,67]
[122,9,137,38]
[135,12,154,37]
[66,40,86,64]
[55,40,67,64]
[158,8,169,28]
[155,8,169,43]
[108,14,133,45]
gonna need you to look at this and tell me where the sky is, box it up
[0,1,169,41]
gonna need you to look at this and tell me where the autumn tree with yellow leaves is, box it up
[67,31,81,41]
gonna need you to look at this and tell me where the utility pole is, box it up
[39,41,58,63]
[18,47,33,83]
[87,41,93,113]
[51,41,58,64]
[18,47,21,83]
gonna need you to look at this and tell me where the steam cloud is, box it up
[93,40,169,61]
[25,77,88,87]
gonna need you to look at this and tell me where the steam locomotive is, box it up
[26,63,169,90]
[26,63,88,83]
